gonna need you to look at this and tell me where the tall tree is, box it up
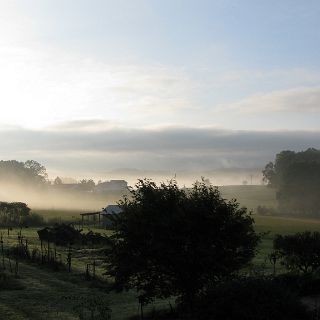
[263,148,320,215]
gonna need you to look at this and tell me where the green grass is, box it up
[2,194,320,319]
[31,186,277,221]
[219,185,277,212]
[32,209,84,221]
[0,226,167,319]
[253,215,320,269]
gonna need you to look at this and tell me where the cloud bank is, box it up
[1,123,319,182]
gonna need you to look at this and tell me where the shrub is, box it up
[274,232,320,273]
[21,212,45,227]
[190,277,310,320]
[106,179,260,308]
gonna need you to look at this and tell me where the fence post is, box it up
[67,245,72,272]
[1,233,5,270]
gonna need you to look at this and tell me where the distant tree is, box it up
[0,201,31,226]
[262,148,320,216]
[262,161,276,186]
[105,179,260,309]
[0,159,47,186]
[54,176,63,185]
[24,160,47,179]
[79,179,95,191]
[274,231,320,273]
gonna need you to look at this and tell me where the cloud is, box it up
[0,43,198,128]
[0,123,319,176]
[218,86,320,114]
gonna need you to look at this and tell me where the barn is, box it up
[101,205,123,228]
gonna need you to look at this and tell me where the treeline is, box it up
[262,148,320,217]
[0,160,47,187]
[0,201,44,227]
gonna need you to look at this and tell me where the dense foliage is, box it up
[263,148,320,216]
[105,179,260,307]
[37,223,109,246]
[190,277,310,320]
[0,159,47,186]
[0,201,31,226]
[274,231,320,273]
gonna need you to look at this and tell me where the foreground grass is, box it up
[0,259,141,320]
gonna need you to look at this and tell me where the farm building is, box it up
[80,205,122,228]
[101,205,123,227]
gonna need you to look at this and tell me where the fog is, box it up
[0,167,263,212]
[0,182,115,212]
[95,168,263,187]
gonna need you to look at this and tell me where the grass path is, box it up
[0,260,142,320]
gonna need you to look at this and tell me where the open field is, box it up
[0,187,316,319]
[254,215,320,269]
[0,259,156,320]
[0,226,168,320]
[219,185,277,212]
[2,214,320,319]
[30,185,277,222]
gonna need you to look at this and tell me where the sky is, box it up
[0,0,320,184]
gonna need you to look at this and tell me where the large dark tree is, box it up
[105,179,260,308]
[263,148,320,216]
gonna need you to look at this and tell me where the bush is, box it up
[189,277,310,320]
[106,179,260,307]
[21,212,45,227]
[274,232,320,273]
[275,273,320,297]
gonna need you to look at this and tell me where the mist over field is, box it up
[0,166,263,212]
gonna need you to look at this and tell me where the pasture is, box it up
[30,186,277,222]
[0,185,317,319]
[254,215,320,268]
[1,214,320,319]
[219,185,277,211]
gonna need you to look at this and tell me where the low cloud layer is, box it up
[1,123,319,182]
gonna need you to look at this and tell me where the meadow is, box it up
[31,185,277,222]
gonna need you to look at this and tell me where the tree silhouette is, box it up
[263,148,320,216]
[105,179,260,309]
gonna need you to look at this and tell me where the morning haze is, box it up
[0,1,320,319]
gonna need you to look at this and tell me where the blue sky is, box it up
[0,1,319,182]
